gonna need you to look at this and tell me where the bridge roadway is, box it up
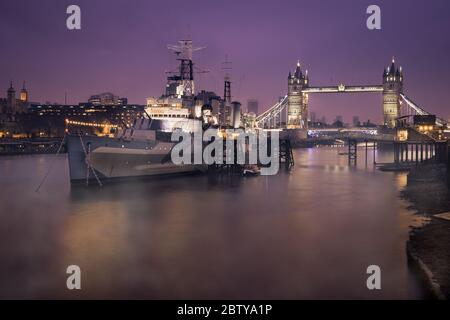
[306,127,395,142]
[307,127,378,134]
[304,85,383,93]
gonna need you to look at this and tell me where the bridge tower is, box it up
[382,57,403,128]
[287,61,309,129]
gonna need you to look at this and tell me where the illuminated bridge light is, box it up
[65,119,119,129]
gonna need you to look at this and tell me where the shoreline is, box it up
[401,163,450,299]
[0,138,66,155]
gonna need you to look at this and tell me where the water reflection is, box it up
[0,147,422,299]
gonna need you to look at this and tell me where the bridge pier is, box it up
[393,141,447,165]
[420,144,424,162]
[348,139,357,165]
[279,139,294,169]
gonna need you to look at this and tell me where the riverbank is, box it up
[0,138,66,155]
[402,163,450,299]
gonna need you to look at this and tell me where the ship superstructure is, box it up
[145,39,222,131]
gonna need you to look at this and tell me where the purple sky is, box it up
[1,0,449,123]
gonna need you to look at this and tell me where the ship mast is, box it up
[167,39,205,97]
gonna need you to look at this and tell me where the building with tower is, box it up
[382,57,403,128]
[1,82,31,138]
[287,61,309,129]
[222,76,232,126]
[0,82,30,115]
[19,82,29,104]
[231,101,241,128]
[247,99,259,115]
[7,82,16,113]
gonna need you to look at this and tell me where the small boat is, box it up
[243,164,261,176]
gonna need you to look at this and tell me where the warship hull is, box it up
[66,134,204,185]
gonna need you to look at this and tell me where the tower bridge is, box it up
[255,58,447,131]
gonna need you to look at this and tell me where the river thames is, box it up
[0,147,424,299]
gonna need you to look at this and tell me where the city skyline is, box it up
[1,0,450,123]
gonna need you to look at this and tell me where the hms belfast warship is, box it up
[66,40,218,184]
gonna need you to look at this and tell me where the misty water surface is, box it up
[0,147,423,299]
